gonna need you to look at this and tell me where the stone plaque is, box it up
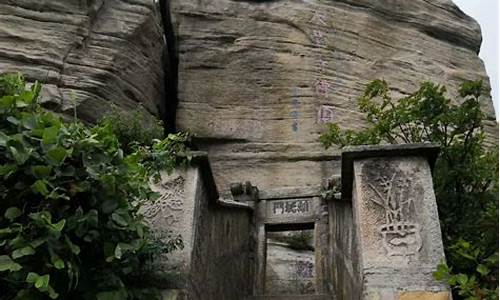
[265,198,315,224]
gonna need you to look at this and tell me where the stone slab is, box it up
[341,143,440,201]
[264,198,316,225]
[352,155,449,297]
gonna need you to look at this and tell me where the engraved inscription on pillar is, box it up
[362,160,423,262]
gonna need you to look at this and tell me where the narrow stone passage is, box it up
[265,230,316,296]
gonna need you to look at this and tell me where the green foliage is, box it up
[434,241,498,300]
[273,231,314,251]
[320,79,498,299]
[98,108,164,155]
[0,74,190,299]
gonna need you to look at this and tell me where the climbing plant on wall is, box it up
[0,73,189,299]
[320,79,498,300]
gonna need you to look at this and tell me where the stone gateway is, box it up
[2,0,497,299]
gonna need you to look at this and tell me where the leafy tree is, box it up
[320,79,498,299]
[0,74,189,299]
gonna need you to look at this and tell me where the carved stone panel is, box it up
[264,198,316,225]
[143,175,186,229]
[141,170,194,281]
[353,156,445,268]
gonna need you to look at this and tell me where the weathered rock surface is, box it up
[0,0,165,123]
[266,240,316,295]
[170,0,498,193]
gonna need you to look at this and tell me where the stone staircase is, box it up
[247,295,332,300]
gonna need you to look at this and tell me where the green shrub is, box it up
[0,74,189,299]
[273,231,314,251]
[98,108,164,155]
[320,79,498,299]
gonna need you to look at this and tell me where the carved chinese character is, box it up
[312,30,326,47]
[318,105,335,124]
[315,79,331,96]
[297,200,309,213]
[273,202,284,214]
[318,58,328,73]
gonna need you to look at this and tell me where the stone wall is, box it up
[142,153,254,300]
[328,194,361,300]
[143,168,197,288]
[188,166,254,300]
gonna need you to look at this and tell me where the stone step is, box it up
[247,295,332,300]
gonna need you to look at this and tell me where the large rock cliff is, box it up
[169,0,498,193]
[1,0,496,194]
[0,0,166,123]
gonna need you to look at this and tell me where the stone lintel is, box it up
[258,185,322,200]
[341,143,440,201]
[263,198,316,225]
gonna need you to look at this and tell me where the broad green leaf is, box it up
[15,99,28,108]
[26,272,39,284]
[8,235,26,249]
[42,126,59,145]
[476,264,490,276]
[7,116,20,125]
[0,164,17,178]
[12,246,35,259]
[4,207,22,221]
[111,212,128,227]
[51,255,65,270]
[50,219,66,233]
[32,180,50,196]
[433,262,449,281]
[0,227,13,236]
[29,211,52,224]
[31,165,52,179]
[34,274,49,289]
[46,147,67,166]
[0,255,22,272]
[457,273,468,286]
[10,145,30,164]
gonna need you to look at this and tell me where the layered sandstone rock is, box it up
[170,0,498,193]
[0,0,165,123]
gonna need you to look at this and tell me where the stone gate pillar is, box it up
[341,144,451,300]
